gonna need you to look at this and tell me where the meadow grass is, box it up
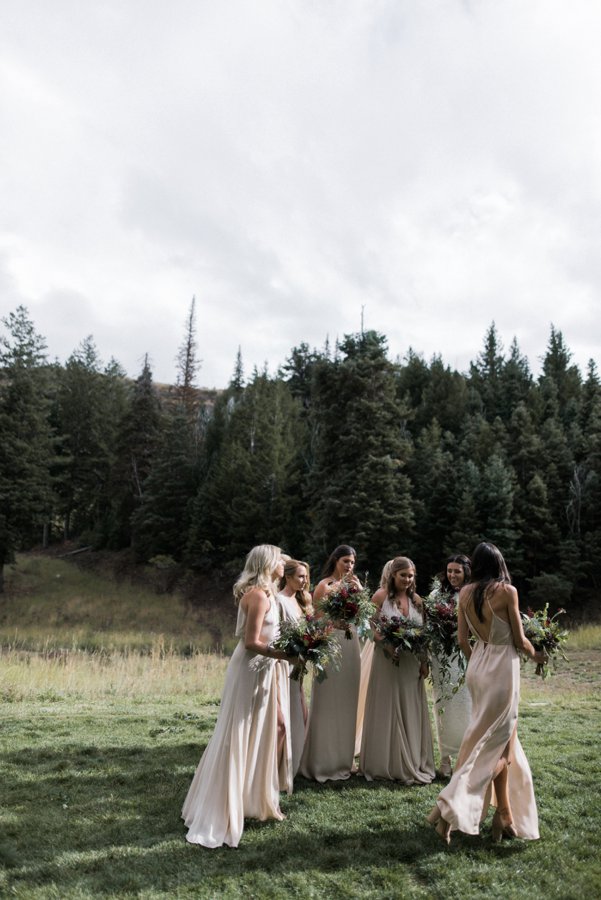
[1,556,600,897]
[1,644,600,898]
[0,554,237,654]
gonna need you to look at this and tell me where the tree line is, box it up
[1,303,600,615]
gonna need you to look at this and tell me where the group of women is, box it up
[182,541,545,849]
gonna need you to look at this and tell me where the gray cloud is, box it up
[1,0,599,386]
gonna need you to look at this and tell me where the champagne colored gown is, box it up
[299,627,361,781]
[182,594,286,848]
[430,590,472,764]
[276,592,306,776]
[433,600,539,839]
[360,597,435,784]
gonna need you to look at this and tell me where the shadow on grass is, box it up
[1,740,532,895]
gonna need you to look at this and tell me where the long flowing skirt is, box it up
[182,644,284,848]
[299,628,360,781]
[435,642,539,839]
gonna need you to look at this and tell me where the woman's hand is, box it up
[419,659,429,679]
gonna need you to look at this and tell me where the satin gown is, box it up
[182,594,287,848]
[434,601,539,839]
[360,597,435,784]
[299,627,361,781]
[276,592,306,776]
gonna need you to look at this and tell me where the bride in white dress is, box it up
[182,544,293,849]
[428,553,473,778]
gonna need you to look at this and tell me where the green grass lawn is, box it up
[1,556,601,898]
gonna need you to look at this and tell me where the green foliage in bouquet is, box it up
[318,581,376,639]
[271,615,341,682]
[375,614,429,666]
[521,603,569,679]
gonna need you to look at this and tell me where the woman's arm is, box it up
[370,587,386,642]
[505,586,545,663]
[243,589,291,660]
[457,593,472,661]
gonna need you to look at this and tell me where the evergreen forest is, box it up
[1,304,600,615]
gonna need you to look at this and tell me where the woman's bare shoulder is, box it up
[241,586,270,610]
[371,586,387,606]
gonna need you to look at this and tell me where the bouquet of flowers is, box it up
[271,614,341,682]
[318,580,376,639]
[375,613,430,666]
[423,578,467,685]
[521,604,569,679]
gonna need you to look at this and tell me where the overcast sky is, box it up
[1,0,600,387]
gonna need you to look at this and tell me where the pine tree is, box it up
[407,420,455,574]
[469,323,505,422]
[103,356,163,548]
[479,453,517,557]
[131,407,198,561]
[175,296,201,425]
[52,337,120,541]
[186,373,301,569]
[446,460,483,555]
[540,326,582,427]
[0,307,55,590]
[307,331,415,576]
[498,338,533,421]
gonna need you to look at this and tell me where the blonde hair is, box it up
[233,544,282,603]
[379,559,395,588]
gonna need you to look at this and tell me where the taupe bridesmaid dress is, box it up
[299,626,361,781]
[360,597,435,784]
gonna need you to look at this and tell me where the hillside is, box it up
[0,551,236,653]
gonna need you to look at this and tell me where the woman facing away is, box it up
[299,544,362,782]
[428,553,473,778]
[182,545,294,849]
[360,556,435,784]
[427,542,546,845]
[277,559,313,776]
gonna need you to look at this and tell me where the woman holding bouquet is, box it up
[427,542,545,844]
[360,557,435,784]
[182,545,293,849]
[427,553,472,778]
[277,559,313,776]
[299,545,362,782]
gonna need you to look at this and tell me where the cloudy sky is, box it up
[1,0,600,387]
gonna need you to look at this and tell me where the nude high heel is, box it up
[426,805,451,845]
[491,808,517,842]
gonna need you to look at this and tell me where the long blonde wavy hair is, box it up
[233,544,282,604]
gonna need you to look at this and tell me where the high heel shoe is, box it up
[426,805,441,826]
[435,817,451,845]
[491,808,517,842]
[426,806,451,845]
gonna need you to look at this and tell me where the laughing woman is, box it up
[360,556,435,784]
[429,553,472,778]
[182,545,292,849]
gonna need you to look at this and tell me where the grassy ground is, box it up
[0,554,237,654]
[1,557,600,898]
